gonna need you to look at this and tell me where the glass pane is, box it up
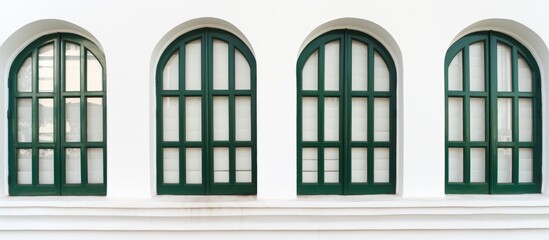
[235,49,251,90]
[324,148,339,183]
[497,148,512,183]
[302,50,318,91]
[87,51,103,91]
[519,98,532,142]
[186,148,202,184]
[351,148,367,183]
[302,148,317,183]
[324,41,339,91]
[65,148,81,184]
[236,147,252,183]
[87,98,103,142]
[163,52,178,90]
[448,51,463,91]
[374,148,390,183]
[498,98,512,142]
[17,99,32,142]
[162,97,179,141]
[235,96,251,141]
[87,148,103,184]
[470,148,485,183]
[519,148,533,183]
[374,52,390,91]
[518,55,532,92]
[374,98,390,141]
[163,148,179,184]
[351,98,367,141]
[497,43,512,92]
[213,96,229,141]
[352,40,368,91]
[185,97,201,141]
[65,42,80,91]
[65,98,81,142]
[185,40,201,90]
[213,40,228,90]
[448,97,463,141]
[469,42,485,91]
[213,147,229,183]
[39,99,54,142]
[39,44,54,92]
[38,149,54,184]
[470,98,485,141]
[17,149,32,184]
[448,148,463,183]
[324,97,339,141]
[302,97,317,141]
[17,57,32,92]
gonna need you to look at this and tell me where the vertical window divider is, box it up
[204,31,212,194]
[511,46,519,185]
[366,44,374,185]
[80,44,89,186]
[343,33,352,193]
[488,32,498,192]
[463,45,471,184]
[228,43,236,185]
[31,48,39,187]
[318,44,326,185]
[179,43,186,185]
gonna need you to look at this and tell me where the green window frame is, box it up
[297,29,397,195]
[445,31,542,194]
[8,33,107,196]
[156,28,257,195]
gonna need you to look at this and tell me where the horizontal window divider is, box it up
[322,92,342,97]
[233,91,253,96]
[446,142,470,147]
[15,93,55,98]
[61,143,86,148]
[301,142,321,147]
[496,142,521,148]
[233,142,254,147]
[516,142,536,147]
[301,92,322,97]
[211,142,232,147]
[181,91,204,96]
[182,142,204,147]
[370,142,392,147]
[447,91,467,96]
[61,92,83,97]
[14,143,54,148]
[495,93,516,98]
[160,91,181,96]
[211,90,232,95]
[320,142,343,147]
[82,92,104,97]
[85,142,105,148]
[517,93,535,98]
[468,142,489,147]
[160,142,181,147]
[468,92,489,97]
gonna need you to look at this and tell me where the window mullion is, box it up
[80,43,89,185]
[511,46,519,185]
[488,32,499,193]
[179,42,186,185]
[228,43,236,185]
[343,32,351,193]
[366,43,374,185]
[204,30,211,194]
[463,45,471,184]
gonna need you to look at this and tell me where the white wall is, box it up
[2,0,549,238]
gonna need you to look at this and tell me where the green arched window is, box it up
[445,31,541,194]
[297,29,397,195]
[156,28,256,195]
[9,33,107,196]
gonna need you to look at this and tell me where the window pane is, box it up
[213,40,228,90]
[236,147,252,183]
[17,57,32,92]
[469,42,485,91]
[324,41,339,91]
[162,97,179,141]
[497,43,512,92]
[374,148,390,183]
[213,96,229,141]
[39,44,54,92]
[87,51,103,91]
[163,52,178,90]
[448,148,463,183]
[518,55,532,92]
[351,40,368,91]
[324,148,339,183]
[65,98,81,142]
[235,96,251,141]
[185,97,201,141]
[235,49,251,90]
[448,51,463,91]
[374,98,390,141]
[351,97,367,141]
[324,97,339,141]
[185,40,201,90]
[17,149,32,184]
[302,50,318,91]
[351,148,367,183]
[39,98,54,142]
[17,99,32,142]
[163,148,179,184]
[87,98,103,142]
[497,148,512,183]
[87,148,104,184]
[374,52,390,91]
[302,97,317,141]
[213,147,229,183]
[519,148,533,183]
[470,148,485,183]
[470,98,485,141]
[519,98,532,142]
[65,42,80,92]
[498,98,512,142]
[65,148,81,184]
[186,148,202,184]
[448,97,463,141]
[302,148,318,183]
[38,149,54,184]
